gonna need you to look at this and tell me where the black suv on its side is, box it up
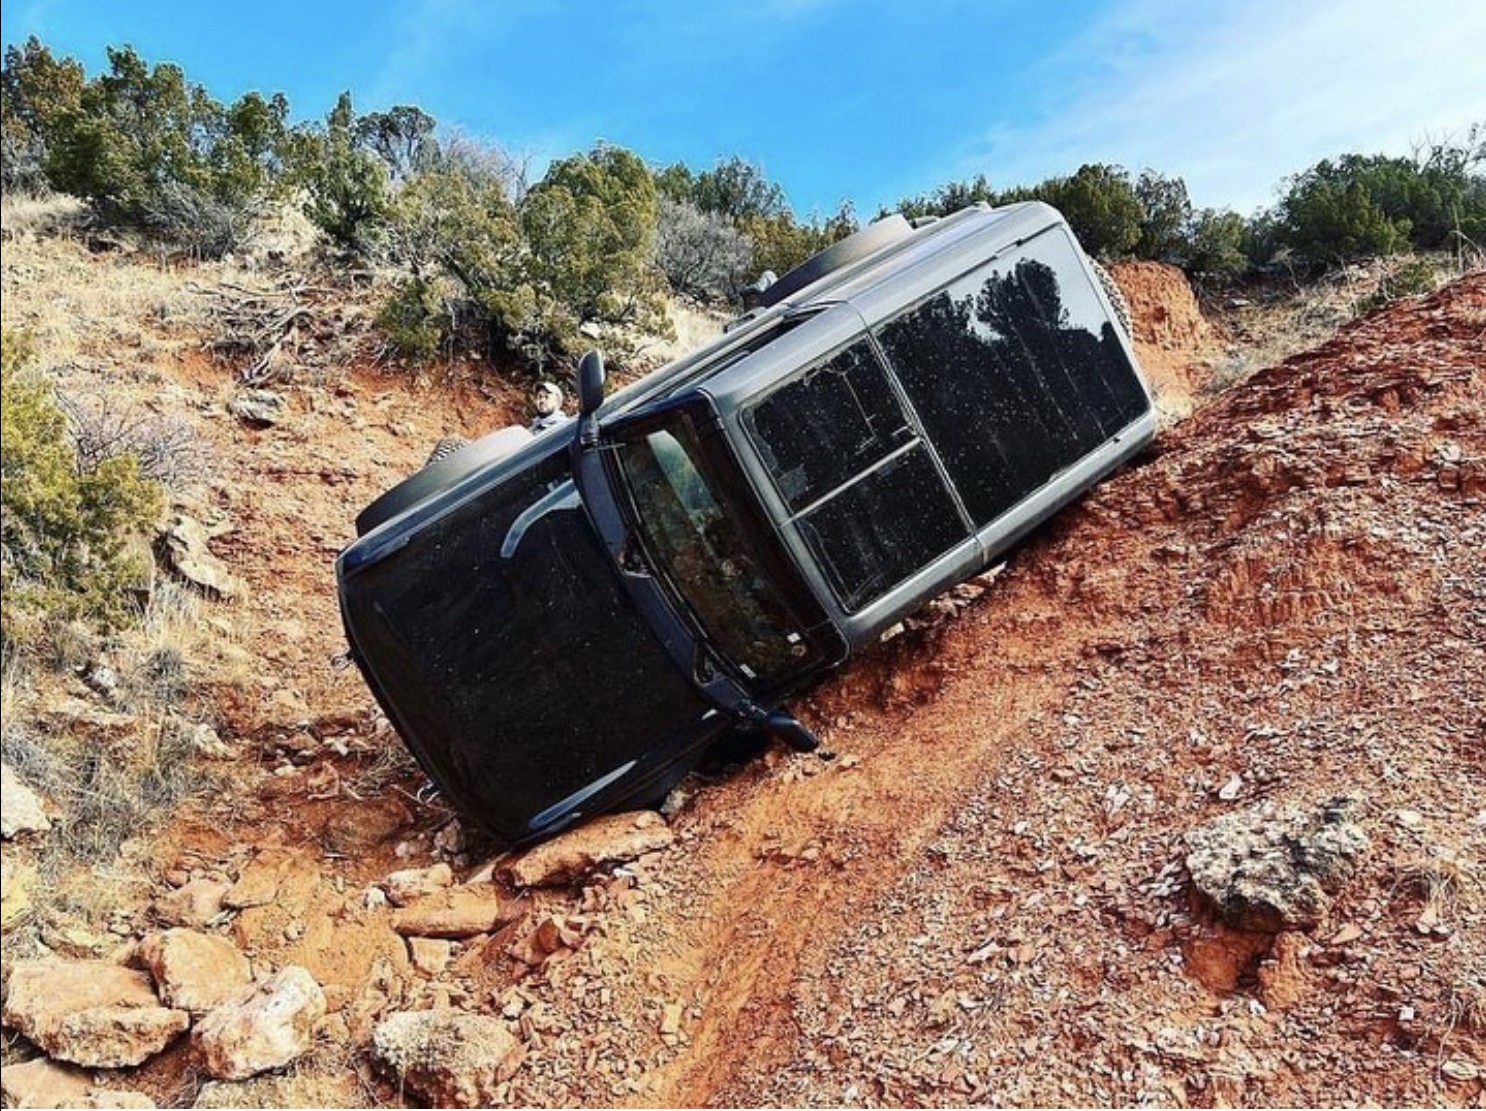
[337,202,1155,845]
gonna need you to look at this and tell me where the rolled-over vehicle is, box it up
[337,202,1155,845]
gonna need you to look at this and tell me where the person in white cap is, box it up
[529,380,570,432]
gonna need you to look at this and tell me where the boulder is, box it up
[373,1010,526,1106]
[383,862,454,907]
[1185,796,1369,932]
[1,958,188,1068]
[0,1058,92,1109]
[192,1074,365,1108]
[160,515,241,599]
[391,887,524,939]
[79,1092,157,1109]
[154,878,232,928]
[137,929,254,1015]
[193,966,326,1081]
[500,811,675,888]
[2,762,52,838]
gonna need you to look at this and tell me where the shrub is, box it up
[1184,208,1250,281]
[376,277,446,362]
[655,196,753,300]
[140,178,258,259]
[1,330,163,639]
[298,92,392,253]
[1356,258,1439,315]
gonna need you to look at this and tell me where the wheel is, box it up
[355,426,533,536]
[749,214,914,310]
[1089,258,1133,338]
[424,436,470,467]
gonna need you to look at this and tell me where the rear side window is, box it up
[745,339,967,611]
[875,230,1149,526]
[744,341,914,512]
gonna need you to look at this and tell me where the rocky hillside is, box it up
[1,223,1481,1108]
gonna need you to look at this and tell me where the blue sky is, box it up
[4,0,1484,218]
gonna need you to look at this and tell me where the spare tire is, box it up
[356,426,534,536]
[748,214,915,310]
[424,436,470,467]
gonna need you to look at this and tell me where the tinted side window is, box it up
[744,341,914,512]
[745,338,968,612]
[876,232,1149,526]
[795,449,965,612]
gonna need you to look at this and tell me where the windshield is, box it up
[611,405,824,687]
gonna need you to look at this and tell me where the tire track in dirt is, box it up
[628,611,1081,1105]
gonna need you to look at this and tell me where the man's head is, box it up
[533,381,564,417]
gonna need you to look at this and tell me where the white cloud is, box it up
[922,0,1486,212]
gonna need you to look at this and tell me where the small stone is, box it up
[84,664,120,696]
[660,1003,683,1036]
[137,929,254,1015]
[1441,1058,1480,1082]
[2,857,36,928]
[230,390,285,427]
[322,797,411,853]
[373,1010,525,1107]
[155,878,232,928]
[383,862,454,907]
[392,886,523,939]
[2,761,52,838]
[194,966,327,1081]
[224,854,287,909]
[1394,809,1423,829]
[408,937,452,976]
[501,811,675,888]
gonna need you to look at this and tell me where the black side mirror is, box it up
[577,349,606,418]
[766,710,820,752]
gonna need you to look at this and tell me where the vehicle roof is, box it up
[598,201,1061,423]
[700,201,1066,413]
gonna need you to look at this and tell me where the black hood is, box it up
[338,445,712,844]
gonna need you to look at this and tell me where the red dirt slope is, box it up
[486,275,1484,1107]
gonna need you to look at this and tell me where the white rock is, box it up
[2,762,52,838]
[194,966,326,1081]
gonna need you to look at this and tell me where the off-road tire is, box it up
[1089,258,1133,338]
[424,436,470,468]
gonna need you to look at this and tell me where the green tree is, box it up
[1278,162,1408,264]
[299,91,392,252]
[517,142,666,348]
[1,36,86,191]
[1039,163,1143,258]
[1183,208,1249,280]
[1,331,162,637]
[1134,170,1192,261]
[355,104,437,184]
[692,155,788,222]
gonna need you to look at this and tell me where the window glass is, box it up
[744,340,914,512]
[795,448,967,612]
[614,414,820,684]
[875,231,1149,525]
